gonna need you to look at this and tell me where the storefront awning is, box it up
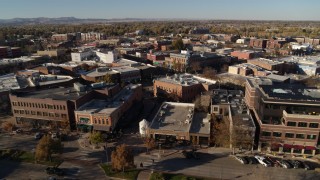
[305,146,316,150]
[283,144,293,149]
[293,145,304,150]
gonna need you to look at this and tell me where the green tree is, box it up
[172,38,184,51]
[89,131,104,145]
[35,135,63,162]
[111,144,134,172]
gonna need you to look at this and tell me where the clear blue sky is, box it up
[1,0,319,20]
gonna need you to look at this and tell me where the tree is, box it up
[150,172,165,180]
[190,61,201,74]
[35,135,63,162]
[102,74,114,83]
[89,131,104,146]
[144,137,156,153]
[1,122,15,132]
[172,38,184,51]
[111,144,134,172]
[202,67,217,79]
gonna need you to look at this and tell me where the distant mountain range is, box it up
[0,17,170,25]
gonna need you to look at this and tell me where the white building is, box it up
[95,50,119,64]
[71,50,94,62]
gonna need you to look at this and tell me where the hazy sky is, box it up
[1,0,319,20]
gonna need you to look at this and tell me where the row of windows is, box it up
[12,101,66,111]
[287,121,319,128]
[261,131,317,140]
[93,118,109,125]
[14,109,67,118]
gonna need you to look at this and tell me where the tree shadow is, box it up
[63,147,79,153]
[155,152,228,172]
[0,160,21,178]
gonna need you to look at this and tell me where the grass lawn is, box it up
[150,172,213,180]
[0,149,62,166]
[100,164,141,180]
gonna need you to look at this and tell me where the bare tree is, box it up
[144,137,156,153]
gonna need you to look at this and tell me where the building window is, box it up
[261,131,271,137]
[98,120,101,124]
[102,119,105,124]
[213,107,218,112]
[14,109,19,114]
[43,112,48,116]
[307,135,317,140]
[309,123,319,128]
[25,110,30,114]
[55,113,60,117]
[94,118,97,124]
[285,133,294,138]
[48,105,53,109]
[63,106,66,110]
[49,113,54,117]
[298,122,307,127]
[37,111,42,116]
[296,134,305,139]
[31,111,36,115]
[273,132,282,137]
[61,114,67,119]
[287,121,296,127]
[20,110,24,114]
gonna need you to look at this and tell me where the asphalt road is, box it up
[0,133,37,152]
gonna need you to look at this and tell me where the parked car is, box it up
[45,167,64,176]
[291,160,303,169]
[277,160,292,169]
[234,156,248,164]
[34,132,43,140]
[254,155,271,167]
[246,156,258,164]
[301,161,312,170]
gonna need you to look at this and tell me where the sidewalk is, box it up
[77,133,104,151]
[137,169,152,180]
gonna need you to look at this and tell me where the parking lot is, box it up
[135,147,320,180]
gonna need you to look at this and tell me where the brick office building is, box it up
[154,74,216,102]
[245,78,320,155]
[231,50,260,60]
[250,39,268,49]
[74,84,143,132]
[9,84,95,129]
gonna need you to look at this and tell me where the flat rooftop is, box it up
[247,77,273,88]
[249,58,283,66]
[260,84,320,102]
[13,87,87,101]
[279,56,320,65]
[84,67,118,77]
[150,102,194,133]
[212,89,255,128]
[76,84,141,115]
[189,112,210,135]
[112,66,140,73]
[0,73,20,92]
[156,73,216,86]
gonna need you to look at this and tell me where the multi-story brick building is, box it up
[154,74,216,102]
[9,84,95,129]
[247,58,284,73]
[266,39,287,49]
[74,84,142,132]
[245,78,320,155]
[250,39,268,49]
[231,50,260,60]
[0,46,21,58]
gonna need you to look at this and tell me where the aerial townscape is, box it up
[1,0,320,180]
